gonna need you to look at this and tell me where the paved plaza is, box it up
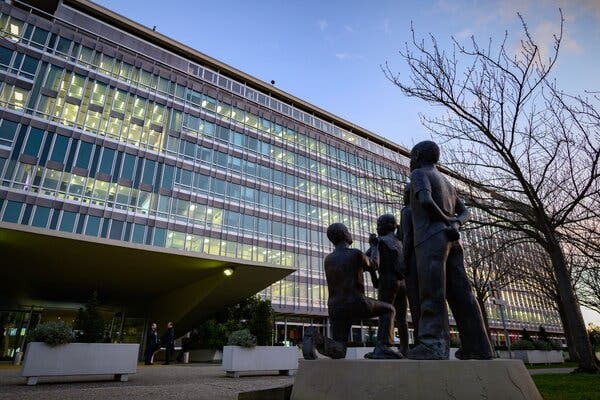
[0,363,293,400]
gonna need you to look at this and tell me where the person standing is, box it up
[144,322,159,365]
[162,322,175,365]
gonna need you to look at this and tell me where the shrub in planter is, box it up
[537,326,550,342]
[532,340,552,351]
[28,321,74,346]
[73,292,106,343]
[194,319,228,350]
[511,340,535,350]
[228,329,256,347]
[550,340,563,351]
[248,299,273,345]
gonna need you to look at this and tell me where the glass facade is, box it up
[0,1,562,343]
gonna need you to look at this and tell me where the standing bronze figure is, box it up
[407,141,493,360]
[398,184,420,342]
[366,214,409,357]
[302,223,402,360]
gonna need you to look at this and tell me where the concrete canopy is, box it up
[0,223,294,332]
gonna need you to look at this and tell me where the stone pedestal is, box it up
[291,359,542,400]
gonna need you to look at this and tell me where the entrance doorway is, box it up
[0,309,42,361]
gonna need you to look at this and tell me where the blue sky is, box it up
[95,0,600,325]
[96,0,600,149]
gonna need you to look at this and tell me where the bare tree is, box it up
[512,242,583,361]
[575,240,600,315]
[462,225,520,341]
[384,11,600,371]
[579,272,600,316]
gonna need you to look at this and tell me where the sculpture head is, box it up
[327,223,353,246]
[410,140,440,171]
[403,183,411,207]
[376,214,397,236]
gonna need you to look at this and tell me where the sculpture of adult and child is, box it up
[303,140,493,361]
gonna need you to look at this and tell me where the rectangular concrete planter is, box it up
[222,345,298,377]
[189,349,223,362]
[511,350,564,364]
[21,342,139,385]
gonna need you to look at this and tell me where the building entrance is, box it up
[0,309,42,361]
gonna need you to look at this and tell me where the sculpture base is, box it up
[291,359,542,400]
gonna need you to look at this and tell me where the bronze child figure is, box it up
[366,214,410,357]
[302,223,402,360]
[407,140,493,360]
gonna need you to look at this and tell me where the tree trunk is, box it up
[548,239,599,372]
[556,298,579,362]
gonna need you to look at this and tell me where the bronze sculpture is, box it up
[398,184,421,341]
[302,223,402,360]
[406,141,493,360]
[366,214,409,357]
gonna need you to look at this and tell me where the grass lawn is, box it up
[532,373,600,400]
[526,361,578,369]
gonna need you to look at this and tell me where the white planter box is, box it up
[222,345,298,377]
[188,349,223,362]
[449,347,459,360]
[511,349,564,364]
[546,350,564,363]
[21,342,139,385]
[344,347,374,359]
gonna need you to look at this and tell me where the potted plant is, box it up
[187,319,227,362]
[21,293,139,385]
[223,329,298,377]
[509,337,564,364]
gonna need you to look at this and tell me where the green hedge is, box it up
[28,321,74,346]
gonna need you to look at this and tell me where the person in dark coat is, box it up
[145,322,159,365]
[162,322,175,365]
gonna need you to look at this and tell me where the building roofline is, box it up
[61,0,411,157]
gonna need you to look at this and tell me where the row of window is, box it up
[1,119,399,228]
[0,199,295,268]
[0,56,402,203]
[0,15,403,179]
[4,161,378,253]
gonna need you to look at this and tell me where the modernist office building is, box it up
[0,0,562,358]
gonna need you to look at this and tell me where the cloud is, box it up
[455,28,473,39]
[318,19,328,31]
[344,25,354,33]
[335,53,364,61]
[531,20,583,60]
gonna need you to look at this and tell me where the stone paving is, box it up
[0,363,294,400]
[0,362,577,400]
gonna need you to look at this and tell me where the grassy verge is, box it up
[526,361,578,369]
[532,373,600,400]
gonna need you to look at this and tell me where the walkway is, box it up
[0,362,578,399]
[0,363,293,400]
[528,367,577,375]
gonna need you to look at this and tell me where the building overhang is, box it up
[0,223,294,332]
